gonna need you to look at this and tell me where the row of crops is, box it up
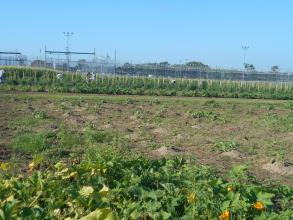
[1,66,293,100]
[1,147,293,219]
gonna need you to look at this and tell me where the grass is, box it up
[11,132,49,154]
[212,141,239,152]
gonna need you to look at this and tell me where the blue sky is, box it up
[1,0,293,70]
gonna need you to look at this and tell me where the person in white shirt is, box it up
[0,69,5,83]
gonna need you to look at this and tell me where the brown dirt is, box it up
[0,144,13,162]
[151,146,187,158]
[1,92,293,185]
[262,161,293,175]
[221,150,243,160]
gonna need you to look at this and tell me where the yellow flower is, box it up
[4,180,12,189]
[4,195,15,203]
[54,162,66,170]
[61,168,69,173]
[69,171,78,178]
[227,185,233,192]
[253,201,264,210]
[28,161,36,172]
[53,208,61,216]
[91,168,96,176]
[219,210,230,220]
[0,162,9,171]
[187,192,196,204]
[79,186,94,197]
[99,185,109,197]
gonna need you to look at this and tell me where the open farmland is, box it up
[0,91,292,219]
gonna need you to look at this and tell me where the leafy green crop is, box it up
[0,149,292,219]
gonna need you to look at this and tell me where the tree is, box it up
[159,61,169,67]
[122,62,132,67]
[271,65,279,73]
[77,59,88,71]
[185,61,209,69]
[244,63,255,72]
[31,60,45,67]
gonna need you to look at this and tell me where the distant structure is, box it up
[0,51,27,66]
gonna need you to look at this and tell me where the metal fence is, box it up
[115,64,293,83]
[0,55,292,83]
[0,55,116,73]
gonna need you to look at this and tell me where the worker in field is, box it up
[0,69,5,83]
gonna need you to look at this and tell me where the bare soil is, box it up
[0,92,292,185]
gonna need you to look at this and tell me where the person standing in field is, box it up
[0,69,5,83]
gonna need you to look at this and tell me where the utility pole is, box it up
[63,32,74,71]
[242,46,249,81]
[114,49,117,75]
[44,45,47,68]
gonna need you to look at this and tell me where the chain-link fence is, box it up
[115,64,293,83]
[0,55,292,83]
[0,55,115,73]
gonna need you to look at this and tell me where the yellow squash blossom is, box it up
[4,195,15,203]
[227,185,233,192]
[4,180,12,189]
[28,162,36,172]
[69,171,78,178]
[79,186,94,197]
[219,210,230,220]
[99,185,110,198]
[187,192,196,204]
[253,201,264,210]
[0,162,10,171]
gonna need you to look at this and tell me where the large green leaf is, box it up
[79,208,118,220]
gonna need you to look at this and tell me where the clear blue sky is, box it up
[1,0,293,71]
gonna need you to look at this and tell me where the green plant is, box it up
[213,141,239,152]
[285,102,293,111]
[155,105,167,118]
[189,111,219,121]
[71,97,84,107]
[126,98,134,104]
[133,110,144,119]
[33,110,48,119]
[0,152,292,219]
[11,132,49,153]
[2,67,293,100]
[150,98,160,105]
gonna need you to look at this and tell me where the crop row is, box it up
[1,148,292,219]
[1,66,293,100]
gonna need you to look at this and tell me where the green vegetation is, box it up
[1,66,293,100]
[189,111,220,121]
[213,141,239,153]
[0,91,293,219]
[1,147,293,219]
[11,132,49,154]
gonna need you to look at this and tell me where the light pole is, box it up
[63,32,74,71]
[242,46,249,81]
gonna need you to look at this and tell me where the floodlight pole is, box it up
[114,49,117,75]
[242,46,249,81]
[44,46,47,68]
[63,32,74,71]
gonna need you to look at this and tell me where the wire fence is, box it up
[1,55,292,83]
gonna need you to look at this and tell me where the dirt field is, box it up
[0,92,292,185]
